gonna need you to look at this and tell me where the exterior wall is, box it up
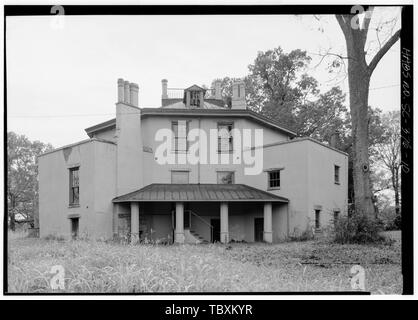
[306,140,348,229]
[140,115,290,186]
[241,139,348,239]
[39,109,347,243]
[92,128,116,143]
[92,141,117,238]
[38,140,116,239]
[116,103,143,196]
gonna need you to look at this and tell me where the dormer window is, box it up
[190,91,200,107]
[184,85,205,108]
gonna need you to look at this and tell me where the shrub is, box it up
[334,214,385,244]
[288,225,315,242]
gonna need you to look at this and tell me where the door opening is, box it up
[254,218,264,242]
[211,218,220,243]
[71,218,79,239]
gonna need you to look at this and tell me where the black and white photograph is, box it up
[3,2,413,299]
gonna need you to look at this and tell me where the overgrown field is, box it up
[7,233,402,294]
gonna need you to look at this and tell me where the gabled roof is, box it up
[85,108,297,138]
[184,84,206,91]
[112,184,289,203]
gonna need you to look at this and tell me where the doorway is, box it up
[211,218,220,243]
[70,218,79,239]
[254,218,264,242]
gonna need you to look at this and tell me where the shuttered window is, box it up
[218,122,233,153]
[69,167,79,205]
[172,120,189,152]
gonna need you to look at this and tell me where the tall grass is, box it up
[8,235,402,294]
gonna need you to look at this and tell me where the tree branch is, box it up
[335,15,350,38]
[368,29,401,73]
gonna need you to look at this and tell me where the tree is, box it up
[372,111,401,217]
[7,132,53,230]
[212,47,350,143]
[335,7,401,217]
[341,106,386,207]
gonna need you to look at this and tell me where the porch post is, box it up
[175,202,185,244]
[263,202,273,243]
[112,203,119,239]
[131,202,140,244]
[220,202,229,244]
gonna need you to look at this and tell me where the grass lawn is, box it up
[7,232,402,294]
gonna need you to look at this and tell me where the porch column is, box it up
[112,203,119,239]
[175,202,185,244]
[220,202,229,244]
[131,202,140,244]
[263,202,273,243]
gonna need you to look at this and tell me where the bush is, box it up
[288,225,315,242]
[334,214,385,244]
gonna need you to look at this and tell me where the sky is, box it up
[6,8,402,147]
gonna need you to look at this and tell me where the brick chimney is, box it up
[214,79,222,100]
[117,78,125,102]
[231,79,246,109]
[162,79,168,99]
[117,78,139,107]
[130,83,139,107]
[330,130,340,149]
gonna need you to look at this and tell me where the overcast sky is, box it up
[6,8,401,147]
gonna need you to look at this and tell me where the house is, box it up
[38,78,348,243]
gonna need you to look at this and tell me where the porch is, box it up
[112,184,289,244]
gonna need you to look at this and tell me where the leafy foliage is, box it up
[212,47,350,144]
[7,131,53,230]
[334,214,385,244]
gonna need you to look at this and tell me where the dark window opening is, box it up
[334,210,340,226]
[71,218,79,239]
[69,167,79,205]
[190,91,200,107]
[268,170,281,189]
[334,165,340,184]
[315,210,321,229]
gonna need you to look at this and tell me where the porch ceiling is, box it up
[112,184,289,203]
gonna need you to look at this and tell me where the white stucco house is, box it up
[38,78,348,244]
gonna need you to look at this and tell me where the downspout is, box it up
[286,203,290,238]
[198,117,201,184]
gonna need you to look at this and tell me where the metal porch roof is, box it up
[112,184,289,203]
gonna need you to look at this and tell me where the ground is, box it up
[7,231,402,294]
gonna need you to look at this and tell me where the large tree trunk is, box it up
[393,166,400,215]
[9,194,16,231]
[346,35,375,218]
[336,12,401,220]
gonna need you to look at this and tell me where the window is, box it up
[334,165,340,184]
[217,171,234,184]
[218,122,233,153]
[268,170,281,189]
[171,170,189,184]
[69,167,79,205]
[315,210,321,229]
[172,120,189,152]
[190,91,200,107]
[333,210,340,226]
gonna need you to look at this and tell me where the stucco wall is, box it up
[93,128,116,143]
[306,140,348,229]
[39,141,95,238]
[38,140,116,239]
[140,115,290,185]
